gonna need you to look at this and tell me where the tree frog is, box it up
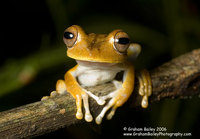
[42,25,152,124]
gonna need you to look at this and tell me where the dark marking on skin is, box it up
[87,34,107,51]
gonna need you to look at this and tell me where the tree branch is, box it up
[0,49,200,139]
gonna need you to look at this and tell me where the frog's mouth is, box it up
[76,60,117,67]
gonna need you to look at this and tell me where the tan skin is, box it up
[42,25,152,124]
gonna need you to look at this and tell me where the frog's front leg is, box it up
[64,65,93,122]
[95,64,135,124]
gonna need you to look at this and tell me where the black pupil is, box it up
[117,37,130,45]
[64,32,74,39]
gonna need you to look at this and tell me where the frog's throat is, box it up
[76,60,118,67]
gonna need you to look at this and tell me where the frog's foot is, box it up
[83,80,122,106]
[41,91,59,101]
[96,86,128,124]
[95,89,124,125]
[55,80,93,121]
[73,93,93,122]
[41,80,67,101]
[41,96,50,101]
[81,80,124,124]
[95,98,117,124]
[137,69,152,108]
[83,88,106,105]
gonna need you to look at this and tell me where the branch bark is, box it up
[0,49,200,139]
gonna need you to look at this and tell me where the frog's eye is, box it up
[114,32,130,54]
[63,26,78,48]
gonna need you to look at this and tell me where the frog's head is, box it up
[63,25,131,63]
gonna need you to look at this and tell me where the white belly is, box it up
[76,65,122,87]
[78,69,119,86]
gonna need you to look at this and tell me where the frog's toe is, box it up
[41,96,50,101]
[76,111,83,120]
[56,80,67,95]
[85,113,93,122]
[95,115,103,125]
[141,95,148,108]
[106,112,114,120]
[41,91,59,101]
[83,89,106,105]
[97,98,106,105]
[50,91,59,98]
[106,106,117,120]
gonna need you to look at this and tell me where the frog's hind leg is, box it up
[137,69,152,108]
[56,80,68,95]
